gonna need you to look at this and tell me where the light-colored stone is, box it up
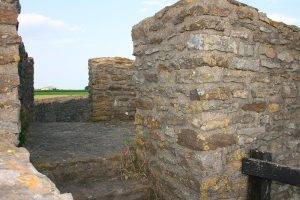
[187,34,204,50]
[230,57,260,71]
[232,90,248,99]
[239,42,254,56]
[0,139,72,200]
[261,59,281,69]
[278,52,293,63]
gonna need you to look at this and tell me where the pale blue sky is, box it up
[18,0,300,89]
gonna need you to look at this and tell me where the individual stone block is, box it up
[241,102,267,112]
[0,8,18,25]
[278,52,293,63]
[177,129,236,151]
[229,57,260,71]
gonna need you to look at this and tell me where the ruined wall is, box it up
[0,0,22,144]
[0,0,73,199]
[19,43,34,128]
[35,96,89,122]
[132,0,300,199]
[89,57,136,121]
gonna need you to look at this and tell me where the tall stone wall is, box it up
[0,1,72,199]
[89,57,136,121]
[0,0,22,144]
[132,0,300,199]
[19,43,34,129]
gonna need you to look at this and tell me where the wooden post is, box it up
[246,149,272,200]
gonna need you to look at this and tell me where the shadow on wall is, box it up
[34,96,89,122]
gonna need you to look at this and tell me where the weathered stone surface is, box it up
[89,57,136,121]
[190,87,229,101]
[18,43,34,129]
[232,89,249,99]
[177,129,236,151]
[236,7,255,20]
[0,138,72,200]
[173,4,231,25]
[259,45,276,58]
[0,8,18,25]
[229,57,260,71]
[183,18,225,32]
[268,103,281,113]
[278,52,293,63]
[241,102,267,112]
[133,0,300,199]
[187,33,204,50]
[34,96,89,122]
[0,32,21,46]
[239,42,254,56]
[136,99,154,110]
[191,112,229,131]
[261,59,281,69]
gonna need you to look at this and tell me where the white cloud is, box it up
[18,13,82,32]
[268,14,300,26]
[140,8,149,13]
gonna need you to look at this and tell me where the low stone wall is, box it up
[34,96,89,122]
[132,0,300,199]
[89,57,136,121]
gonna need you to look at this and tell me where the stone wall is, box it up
[89,57,136,121]
[34,96,89,122]
[0,0,22,145]
[132,0,300,199]
[0,0,72,199]
[19,43,34,128]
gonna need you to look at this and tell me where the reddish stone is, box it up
[132,26,145,40]
[241,102,267,112]
[177,129,205,151]
[177,129,236,151]
[0,8,18,25]
[136,99,154,110]
[144,73,158,83]
[135,113,144,125]
[206,134,236,150]
[236,8,254,20]
[145,117,161,129]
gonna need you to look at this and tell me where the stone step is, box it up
[25,122,151,200]
[58,178,150,200]
[33,155,123,185]
[26,122,135,181]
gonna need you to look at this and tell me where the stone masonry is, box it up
[89,57,136,121]
[34,96,89,122]
[0,0,22,144]
[0,0,72,199]
[19,43,34,128]
[132,0,300,199]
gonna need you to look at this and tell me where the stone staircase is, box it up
[25,122,150,200]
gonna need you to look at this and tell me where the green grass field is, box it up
[34,90,88,100]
